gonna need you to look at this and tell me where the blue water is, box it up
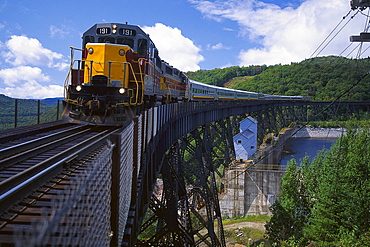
[279,138,337,166]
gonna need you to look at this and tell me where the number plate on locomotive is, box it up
[119,28,136,36]
[96,27,111,35]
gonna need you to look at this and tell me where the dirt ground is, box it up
[197,221,267,246]
[223,221,266,232]
[223,221,267,247]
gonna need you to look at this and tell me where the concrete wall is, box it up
[256,127,295,166]
[244,170,284,215]
[292,127,345,138]
[219,167,285,217]
[220,127,297,217]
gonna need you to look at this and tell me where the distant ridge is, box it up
[0,94,59,130]
[38,97,64,106]
[0,94,63,106]
[187,56,370,101]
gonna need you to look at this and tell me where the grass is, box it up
[222,215,271,225]
[224,227,265,245]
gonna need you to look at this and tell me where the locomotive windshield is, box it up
[117,38,134,48]
[98,37,115,43]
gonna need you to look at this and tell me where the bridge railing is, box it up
[6,100,369,246]
[0,99,63,130]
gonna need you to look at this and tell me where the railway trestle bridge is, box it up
[0,100,369,246]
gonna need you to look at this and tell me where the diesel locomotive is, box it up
[62,23,308,126]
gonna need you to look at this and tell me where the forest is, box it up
[0,94,62,130]
[186,56,370,101]
[265,123,370,246]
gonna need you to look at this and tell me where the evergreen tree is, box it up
[265,158,312,244]
[305,128,370,244]
[266,126,370,245]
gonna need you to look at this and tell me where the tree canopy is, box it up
[0,94,60,130]
[186,65,268,86]
[265,124,370,246]
[186,56,370,101]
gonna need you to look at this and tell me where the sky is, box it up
[0,0,369,99]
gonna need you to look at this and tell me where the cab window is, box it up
[98,37,115,43]
[84,36,95,47]
[117,38,134,48]
[138,39,148,56]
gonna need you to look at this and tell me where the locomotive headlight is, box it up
[119,88,125,94]
[119,49,125,56]
[88,47,94,54]
[76,85,82,91]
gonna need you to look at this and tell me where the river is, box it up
[279,137,337,166]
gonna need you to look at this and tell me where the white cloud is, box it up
[2,35,68,70]
[50,25,70,39]
[0,66,50,87]
[223,27,234,32]
[142,23,204,71]
[0,35,68,99]
[190,0,366,66]
[0,66,63,99]
[207,42,231,50]
[0,81,63,99]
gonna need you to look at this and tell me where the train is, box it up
[62,23,309,126]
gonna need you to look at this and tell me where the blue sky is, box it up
[0,0,368,99]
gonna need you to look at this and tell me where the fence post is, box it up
[56,100,60,120]
[14,99,18,128]
[37,100,41,124]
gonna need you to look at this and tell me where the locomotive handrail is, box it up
[137,58,145,104]
[113,60,144,106]
[64,47,85,98]
[124,62,139,105]
[127,62,141,105]
[131,58,145,105]
[66,58,144,107]
[88,60,93,83]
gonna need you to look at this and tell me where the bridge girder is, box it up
[123,101,370,246]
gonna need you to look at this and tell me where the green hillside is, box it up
[0,94,61,130]
[2,56,369,130]
[187,56,370,101]
[186,65,268,87]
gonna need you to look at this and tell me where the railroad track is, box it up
[0,123,119,245]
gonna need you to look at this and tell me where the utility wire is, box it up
[360,44,370,56]
[310,10,354,58]
[311,10,359,58]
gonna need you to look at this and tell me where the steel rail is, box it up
[0,124,89,161]
[0,121,70,145]
[0,127,118,213]
[0,126,92,169]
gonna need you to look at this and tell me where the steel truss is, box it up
[137,119,237,246]
[129,101,369,246]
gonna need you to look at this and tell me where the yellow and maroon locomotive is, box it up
[63,23,309,126]
[63,23,188,125]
